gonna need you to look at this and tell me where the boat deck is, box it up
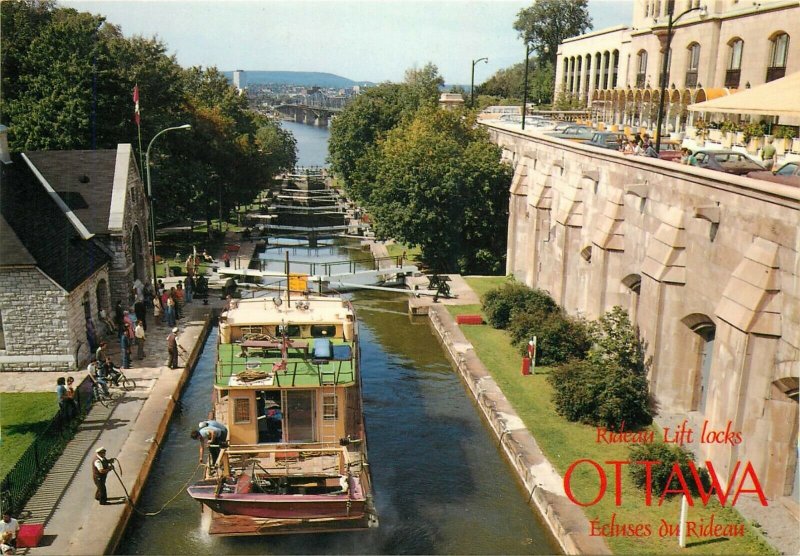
[215,339,356,388]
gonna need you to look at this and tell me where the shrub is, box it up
[548,358,652,428]
[547,306,652,428]
[508,310,590,366]
[481,282,557,329]
[628,443,710,498]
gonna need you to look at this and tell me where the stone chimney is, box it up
[0,125,11,164]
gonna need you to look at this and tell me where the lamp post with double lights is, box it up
[470,57,488,108]
[654,4,707,152]
[145,124,192,288]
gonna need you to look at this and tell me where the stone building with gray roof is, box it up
[0,141,151,371]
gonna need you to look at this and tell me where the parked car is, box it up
[747,161,800,186]
[545,125,595,142]
[691,150,764,175]
[658,141,683,162]
[586,132,627,150]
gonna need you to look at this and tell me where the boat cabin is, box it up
[215,295,361,447]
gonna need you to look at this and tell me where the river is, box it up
[280,120,330,168]
[117,120,560,555]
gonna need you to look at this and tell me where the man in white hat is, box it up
[92,447,115,505]
[166,327,186,369]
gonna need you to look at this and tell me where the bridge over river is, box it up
[274,103,341,127]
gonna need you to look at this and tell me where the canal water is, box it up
[117,120,559,554]
[119,293,558,554]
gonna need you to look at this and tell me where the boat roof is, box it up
[224,294,353,327]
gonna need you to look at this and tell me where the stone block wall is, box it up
[488,122,800,500]
[0,268,71,371]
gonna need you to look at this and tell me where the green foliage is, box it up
[742,121,767,142]
[476,61,554,105]
[720,120,741,134]
[548,306,652,428]
[514,0,592,69]
[774,126,797,140]
[368,107,511,273]
[628,443,710,498]
[508,310,590,366]
[0,0,296,228]
[553,92,584,110]
[481,281,556,329]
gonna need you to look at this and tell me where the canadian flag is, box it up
[133,84,140,126]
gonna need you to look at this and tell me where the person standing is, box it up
[175,283,185,319]
[185,274,194,304]
[114,301,124,339]
[65,376,79,419]
[0,513,20,549]
[56,377,68,419]
[152,294,162,325]
[92,447,115,505]
[761,136,777,170]
[135,321,146,360]
[120,325,132,369]
[134,296,147,331]
[167,327,179,369]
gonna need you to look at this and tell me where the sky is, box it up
[63,0,633,84]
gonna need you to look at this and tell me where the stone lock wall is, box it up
[489,122,800,501]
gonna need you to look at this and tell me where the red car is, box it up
[658,141,683,162]
[691,150,765,175]
[747,161,800,186]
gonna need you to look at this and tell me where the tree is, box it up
[514,0,592,68]
[477,60,554,106]
[368,107,511,273]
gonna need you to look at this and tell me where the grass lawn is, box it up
[385,242,421,263]
[0,393,59,479]
[445,277,776,555]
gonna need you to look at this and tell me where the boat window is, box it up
[241,326,265,336]
[234,397,251,424]
[311,325,337,338]
[275,324,301,337]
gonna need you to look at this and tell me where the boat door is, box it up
[285,390,316,442]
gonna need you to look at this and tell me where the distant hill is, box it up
[223,71,373,88]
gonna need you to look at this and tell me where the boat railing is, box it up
[220,445,352,478]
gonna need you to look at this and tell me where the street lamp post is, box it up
[522,43,531,130]
[521,43,548,130]
[145,124,192,288]
[654,5,707,152]
[470,57,488,108]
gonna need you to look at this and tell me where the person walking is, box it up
[114,301,124,339]
[152,294,162,325]
[92,447,115,505]
[165,294,177,327]
[135,321,146,360]
[185,274,194,304]
[175,282,185,319]
[761,136,777,170]
[120,325,132,369]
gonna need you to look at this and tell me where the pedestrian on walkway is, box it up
[175,282,185,319]
[120,326,132,369]
[167,327,184,369]
[65,376,79,419]
[114,301,124,339]
[185,274,194,304]
[92,447,115,505]
[165,295,176,328]
[134,296,147,331]
[223,251,230,268]
[56,377,68,419]
[135,321,146,359]
[152,294,162,325]
[0,512,20,549]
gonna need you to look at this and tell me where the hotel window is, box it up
[234,397,251,424]
[636,51,648,88]
[611,50,620,88]
[726,39,743,88]
[767,32,790,82]
[685,43,700,87]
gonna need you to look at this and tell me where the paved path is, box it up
[5,300,221,555]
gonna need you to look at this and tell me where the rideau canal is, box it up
[117,121,559,554]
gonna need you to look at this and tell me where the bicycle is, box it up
[104,365,136,391]
[91,381,114,408]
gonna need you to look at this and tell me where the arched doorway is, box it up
[131,225,145,282]
[681,314,716,413]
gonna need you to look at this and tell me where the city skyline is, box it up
[62,0,633,85]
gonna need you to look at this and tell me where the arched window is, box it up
[636,50,648,88]
[622,274,641,328]
[726,38,743,87]
[685,42,700,87]
[612,50,620,88]
[584,54,592,93]
[602,51,611,89]
[767,32,790,81]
